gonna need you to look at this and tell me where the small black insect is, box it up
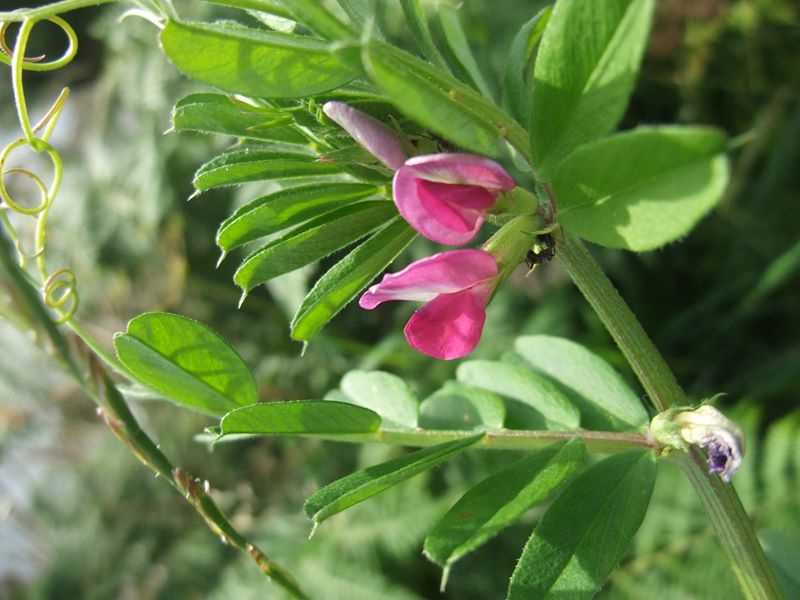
[525,233,557,268]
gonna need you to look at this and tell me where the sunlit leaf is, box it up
[339,370,418,430]
[503,7,551,128]
[419,381,505,431]
[219,400,381,435]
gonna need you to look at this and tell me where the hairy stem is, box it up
[555,230,782,599]
[0,0,117,21]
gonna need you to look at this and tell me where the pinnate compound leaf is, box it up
[419,381,505,431]
[457,360,579,430]
[160,20,355,98]
[552,126,729,251]
[362,40,528,158]
[219,400,381,436]
[192,149,335,192]
[339,370,418,430]
[424,438,586,568]
[507,449,656,600]
[114,312,255,417]
[290,219,417,342]
[503,7,551,129]
[304,434,484,524]
[234,201,396,293]
[531,0,655,177]
[514,336,648,431]
[171,93,306,143]
[217,182,380,253]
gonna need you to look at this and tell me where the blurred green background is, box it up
[1,1,799,598]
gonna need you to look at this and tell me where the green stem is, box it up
[0,0,118,21]
[555,230,782,599]
[555,230,683,413]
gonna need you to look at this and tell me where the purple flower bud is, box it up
[322,101,407,170]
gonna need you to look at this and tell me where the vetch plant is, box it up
[0,0,791,599]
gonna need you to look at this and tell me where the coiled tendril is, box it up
[0,15,79,321]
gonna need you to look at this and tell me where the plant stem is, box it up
[555,230,683,413]
[555,230,782,599]
[0,0,117,21]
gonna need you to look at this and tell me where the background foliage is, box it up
[1,0,799,598]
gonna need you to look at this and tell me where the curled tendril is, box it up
[43,267,78,323]
[1,13,78,322]
[0,16,77,72]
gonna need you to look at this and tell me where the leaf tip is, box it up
[237,290,248,309]
[215,251,227,269]
[308,520,319,540]
[439,565,451,592]
[300,341,309,358]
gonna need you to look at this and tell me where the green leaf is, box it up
[114,312,256,417]
[503,7,551,129]
[457,360,580,430]
[290,218,417,342]
[304,434,483,524]
[761,531,800,599]
[424,438,586,568]
[399,0,449,71]
[514,335,648,431]
[219,400,381,436]
[193,150,337,192]
[437,5,494,100]
[217,182,379,254]
[171,93,307,143]
[234,201,395,293]
[160,20,355,98]
[203,0,293,19]
[339,370,418,430]
[531,0,655,177]
[362,40,528,158]
[282,0,354,40]
[419,381,505,431]
[508,449,656,600]
[551,126,729,251]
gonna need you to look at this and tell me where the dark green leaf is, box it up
[193,149,337,192]
[304,434,483,523]
[437,4,494,100]
[234,201,396,293]
[339,370,418,430]
[761,531,800,599]
[219,400,381,435]
[552,126,729,250]
[362,40,528,158]
[171,93,307,143]
[290,218,417,341]
[217,182,379,253]
[531,0,655,177]
[114,312,256,417]
[160,20,355,98]
[399,0,449,71]
[457,360,580,430]
[419,381,505,431]
[503,7,551,128]
[514,336,648,431]
[425,438,586,568]
[508,449,656,600]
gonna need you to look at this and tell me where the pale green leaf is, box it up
[339,370,418,430]
[219,400,381,435]
[419,381,505,431]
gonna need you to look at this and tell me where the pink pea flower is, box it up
[359,249,498,360]
[393,153,515,246]
[323,101,407,170]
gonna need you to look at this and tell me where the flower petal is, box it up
[402,153,515,191]
[394,168,494,245]
[359,249,497,310]
[403,286,490,360]
[323,101,407,170]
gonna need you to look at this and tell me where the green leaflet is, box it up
[362,39,529,158]
[457,360,580,430]
[551,126,729,251]
[507,449,657,599]
[216,182,380,253]
[219,400,381,436]
[424,438,586,568]
[234,201,396,293]
[304,434,484,524]
[339,370,419,430]
[160,20,355,98]
[419,381,505,431]
[114,312,256,417]
[290,218,417,342]
[513,335,648,431]
[530,0,655,177]
[437,5,494,100]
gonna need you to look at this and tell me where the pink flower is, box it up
[359,249,499,360]
[323,101,407,170]
[393,153,515,246]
